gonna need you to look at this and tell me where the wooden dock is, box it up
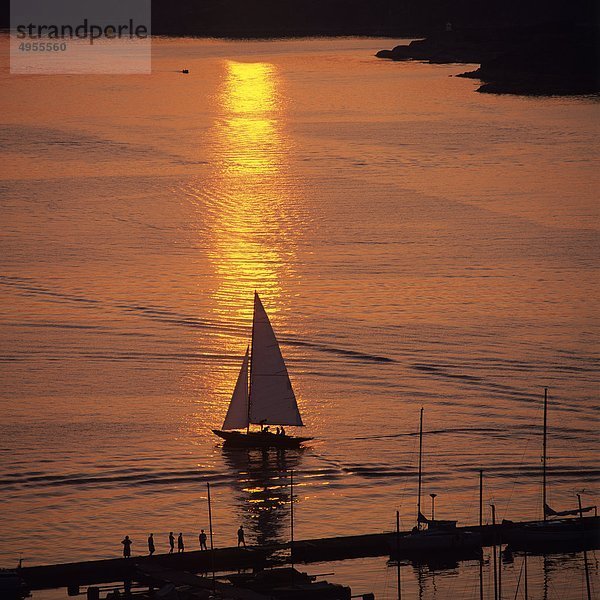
[18,516,599,591]
[291,516,600,563]
[20,547,267,590]
[136,563,270,600]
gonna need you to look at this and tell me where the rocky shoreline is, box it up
[376,26,599,96]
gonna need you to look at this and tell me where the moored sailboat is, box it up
[389,408,482,560]
[212,292,313,449]
[503,388,598,552]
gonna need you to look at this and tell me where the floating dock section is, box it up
[20,547,267,590]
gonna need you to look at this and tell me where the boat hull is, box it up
[503,516,600,552]
[0,570,30,600]
[227,568,351,600]
[212,430,313,448]
[389,530,482,558]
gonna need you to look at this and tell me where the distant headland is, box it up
[376,23,599,96]
[1,0,597,96]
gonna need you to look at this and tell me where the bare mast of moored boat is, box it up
[541,388,595,519]
[417,406,424,528]
[542,387,548,521]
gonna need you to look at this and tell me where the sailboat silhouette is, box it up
[212,292,313,448]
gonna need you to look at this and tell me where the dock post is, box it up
[417,407,424,529]
[542,388,548,521]
[498,536,502,599]
[524,552,528,600]
[543,554,549,600]
[479,470,484,600]
[577,493,592,600]
[491,504,498,600]
[290,469,295,581]
[396,511,402,600]
[497,509,502,600]
[207,482,215,593]
[479,470,483,528]
[479,555,484,600]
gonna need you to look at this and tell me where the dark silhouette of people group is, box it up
[121,526,247,557]
[259,421,286,436]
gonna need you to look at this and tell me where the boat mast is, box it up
[417,407,424,528]
[247,294,257,434]
[479,470,484,600]
[479,470,483,528]
[542,387,548,521]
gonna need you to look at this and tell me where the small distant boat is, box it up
[212,293,313,449]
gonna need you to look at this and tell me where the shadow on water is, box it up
[221,446,305,547]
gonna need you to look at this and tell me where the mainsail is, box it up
[222,347,250,430]
[249,292,303,426]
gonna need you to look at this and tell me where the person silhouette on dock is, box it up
[237,525,246,548]
[169,531,175,553]
[280,426,286,436]
[177,532,184,553]
[147,533,155,556]
[121,535,132,558]
[199,529,207,551]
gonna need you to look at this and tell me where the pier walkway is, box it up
[20,547,267,590]
[18,516,599,591]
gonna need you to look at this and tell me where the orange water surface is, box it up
[0,36,598,599]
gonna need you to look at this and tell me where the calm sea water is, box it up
[0,36,598,599]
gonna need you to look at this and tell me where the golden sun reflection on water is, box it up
[185,60,301,428]
[221,61,281,174]
[205,60,297,325]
